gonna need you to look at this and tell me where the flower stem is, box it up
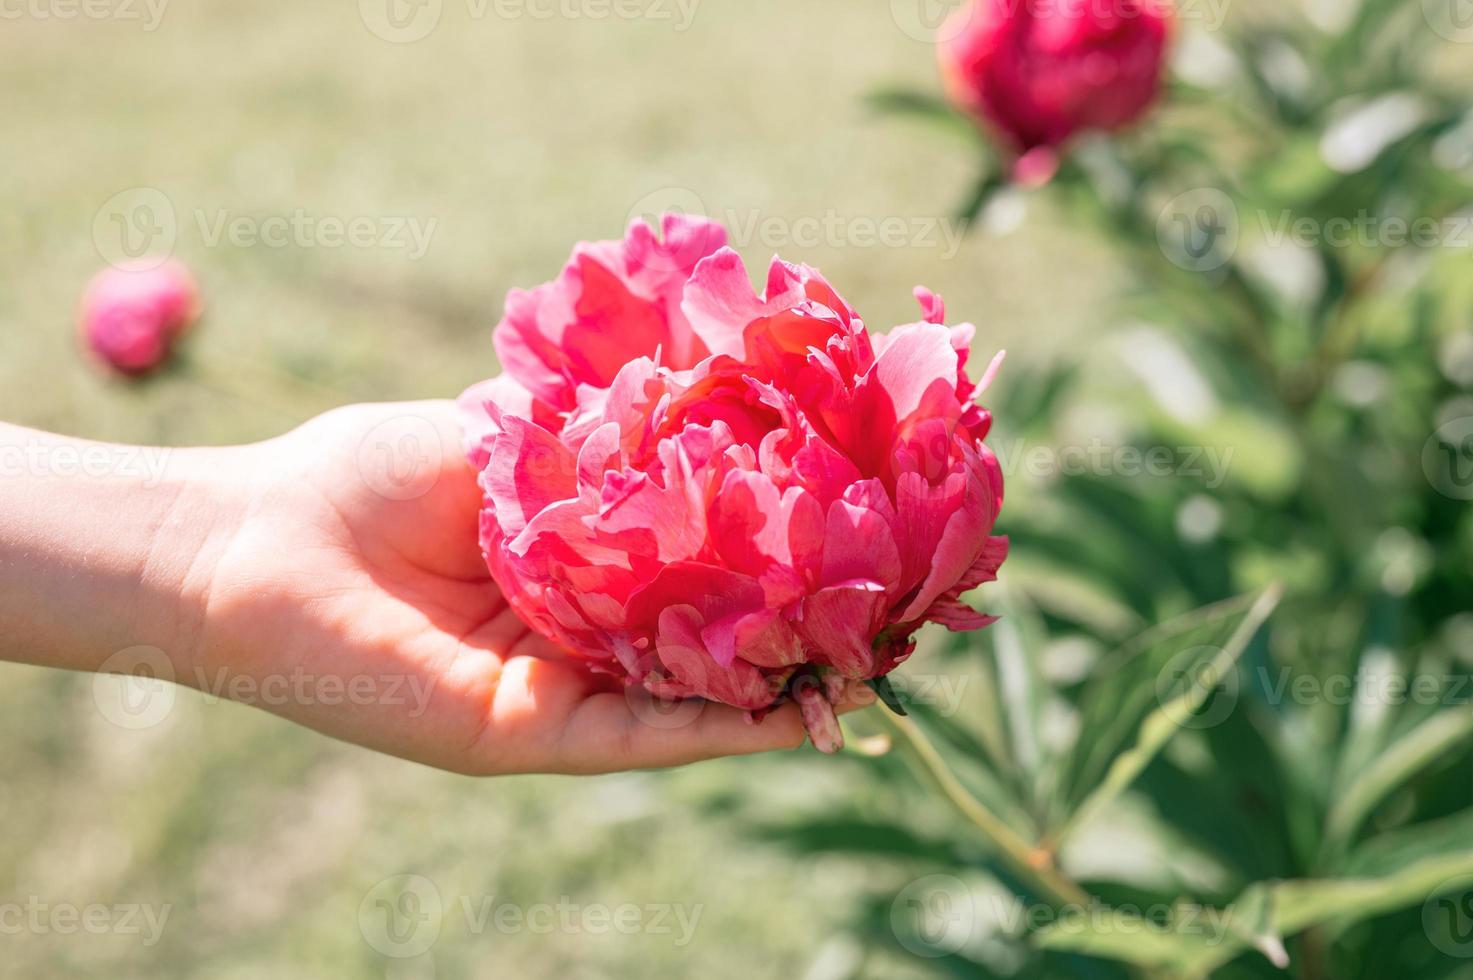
[876,710,1091,909]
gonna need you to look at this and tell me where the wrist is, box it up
[0,425,258,680]
[136,444,264,682]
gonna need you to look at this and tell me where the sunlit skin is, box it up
[0,400,870,775]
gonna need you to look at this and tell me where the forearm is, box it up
[0,424,245,677]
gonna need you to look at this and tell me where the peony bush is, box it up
[838,1,1473,975]
[459,213,1006,751]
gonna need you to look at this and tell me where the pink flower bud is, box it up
[939,0,1173,180]
[79,259,200,377]
[459,215,1007,752]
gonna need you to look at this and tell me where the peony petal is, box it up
[484,416,578,537]
[864,322,961,425]
[682,248,764,359]
[900,462,1000,622]
[926,601,998,632]
[576,422,623,495]
[794,583,888,677]
[656,604,777,709]
[914,285,946,324]
[709,468,792,577]
[820,499,902,592]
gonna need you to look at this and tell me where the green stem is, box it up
[955,169,1007,230]
[877,711,1091,909]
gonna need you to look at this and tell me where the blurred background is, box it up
[4,0,1473,977]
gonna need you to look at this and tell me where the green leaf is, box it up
[1034,886,1283,977]
[1343,806,1473,878]
[1053,587,1282,847]
[750,817,966,865]
[867,675,908,716]
[864,88,977,145]
[1038,807,1473,975]
[1322,708,1473,861]
[989,597,1049,778]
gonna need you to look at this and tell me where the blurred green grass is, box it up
[0,2,1121,976]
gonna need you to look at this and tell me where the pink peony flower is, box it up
[939,0,1173,185]
[459,214,1007,752]
[78,259,200,376]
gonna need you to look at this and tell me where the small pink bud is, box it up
[78,259,200,377]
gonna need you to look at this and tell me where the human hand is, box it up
[167,400,869,773]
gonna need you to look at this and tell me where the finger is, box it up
[548,690,817,774]
[464,654,613,773]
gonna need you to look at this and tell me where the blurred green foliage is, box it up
[788,0,1473,976]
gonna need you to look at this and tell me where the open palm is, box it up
[193,400,823,774]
